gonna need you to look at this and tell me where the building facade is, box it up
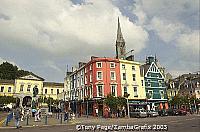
[0,80,15,96]
[119,59,146,109]
[0,73,64,108]
[142,56,168,110]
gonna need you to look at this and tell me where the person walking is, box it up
[13,107,22,129]
[95,108,98,118]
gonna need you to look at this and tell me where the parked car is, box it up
[130,109,147,118]
[158,109,168,116]
[176,108,187,115]
[146,110,159,117]
[167,109,179,116]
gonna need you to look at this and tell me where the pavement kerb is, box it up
[0,122,80,129]
[0,119,81,129]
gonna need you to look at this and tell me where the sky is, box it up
[0,0,199,82]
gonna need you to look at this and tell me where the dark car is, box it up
[130,109,147,118]
[167,109,179,116]
[158,109,168,116]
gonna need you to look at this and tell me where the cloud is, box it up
[131,0,199,77]
[149,17,199,55]
[0,0,148,55]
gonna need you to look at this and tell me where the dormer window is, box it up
[96,62,102,68]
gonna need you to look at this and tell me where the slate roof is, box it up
[43,82,64,87]
[0,79,15,85]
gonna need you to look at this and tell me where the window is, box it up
[20,85,24,91]
[132,74,136,81]
[57,89,59,94]
[45,89,47,94]
[122,64,125,69]
[124,87,127,95]
[171,91,173,96]
[174,91,176,96]
[8,87,11,92]
[141,80,144,86]
[148,90,153,99]
[97,71,103,80]
[51,89,53,94]
[134,87,138,97]
[111,85,116,96]
[90,86,93,98]
[160,90,164,99]
[123,73,126,80]
[197,91,200,94]
[97,85,103,97]
[110,71,116,80]
[0,86,4,92]
[96,62,102,68]
[85,75,87,84]
[27,85,31,92]
[90,73,92,82]
[110,62,115,68]
[132,66,135,70]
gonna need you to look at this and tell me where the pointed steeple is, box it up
[116,17,126,59]
[117,17,125,42]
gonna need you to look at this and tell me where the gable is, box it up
[18,73,44,81]
[145,62,164,78]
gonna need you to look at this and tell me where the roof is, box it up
[0,79,15,85]
[18,72,44,81]
[43,82,64,88]
[141,64,150,75]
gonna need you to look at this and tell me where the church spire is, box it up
[117,17,125,42]
[116,17,126,59]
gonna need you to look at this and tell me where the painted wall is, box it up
[119,59,146,100]
[15,79,43,96]
[88,57,121,98]
[0,83,14,96]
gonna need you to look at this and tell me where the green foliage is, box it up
[43,97,59,106]
[104,94,126,113]
[169,95,198,106]
[0,95,16,104]
[0,61,30,80]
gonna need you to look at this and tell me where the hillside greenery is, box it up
[0,61,30,80]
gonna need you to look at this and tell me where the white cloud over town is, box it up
[0,0,199,81]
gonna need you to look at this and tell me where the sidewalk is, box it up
[0,114,79,129]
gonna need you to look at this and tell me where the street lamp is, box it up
[124,93,130,118]
[84,95,89,118]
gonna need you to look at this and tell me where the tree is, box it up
[104,94,118,114]
[0,61,30,80]
[0,96,16,104]
[104,94,127,115]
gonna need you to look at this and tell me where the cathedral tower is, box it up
[116,17,126,59]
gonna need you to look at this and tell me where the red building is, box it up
[81,56,121,117]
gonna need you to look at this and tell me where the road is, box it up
[1,115,199,132]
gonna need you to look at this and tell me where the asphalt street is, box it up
[1,115,199,132]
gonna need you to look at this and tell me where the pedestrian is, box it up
[13,106,22,129]
[64,111,68,121]
[35,108,41,121]
[21,107,24,121]
[95,108,98,117]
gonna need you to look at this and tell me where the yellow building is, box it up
[119,59,146,108]
[14,73,44,97]
[0,73,64,107]
[43,82,64,100]
[0,80,15,96]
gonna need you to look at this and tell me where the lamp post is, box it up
[85,95,89,118]
[124,93,130,118]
